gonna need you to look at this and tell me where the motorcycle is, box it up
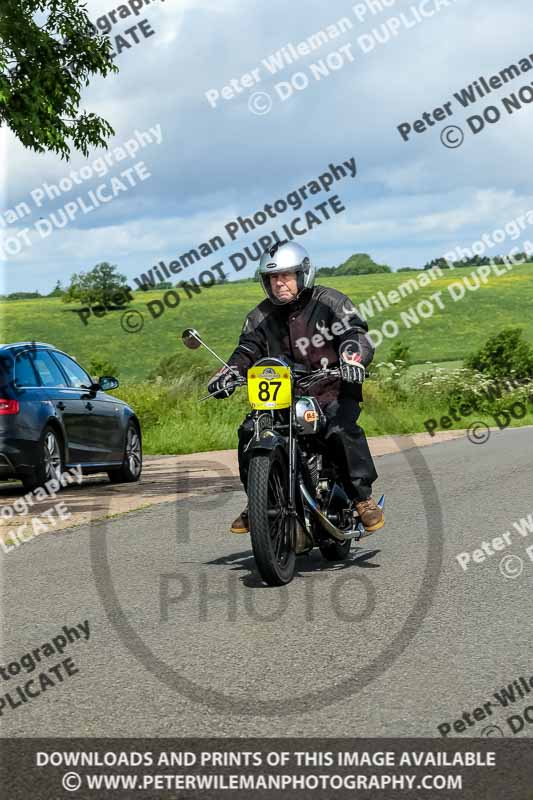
[182,328,384,586]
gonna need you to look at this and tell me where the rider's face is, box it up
[270,271,298,302]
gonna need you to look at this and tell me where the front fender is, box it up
[246,430,287,455]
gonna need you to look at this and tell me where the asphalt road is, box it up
[1,427,532,738]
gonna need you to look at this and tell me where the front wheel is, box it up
[248,449,295,586]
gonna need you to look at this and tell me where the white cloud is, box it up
[4,0,533,290]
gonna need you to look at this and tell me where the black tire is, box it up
[248,448,295,586]
[22,425,64,492]
[107,421,142,484]
[319,538,352,562]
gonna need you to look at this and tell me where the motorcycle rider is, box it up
[207,241,384,535]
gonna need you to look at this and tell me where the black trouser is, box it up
[237,397,378,503]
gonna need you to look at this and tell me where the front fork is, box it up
[288,410,295,547]
[288,410,307,550]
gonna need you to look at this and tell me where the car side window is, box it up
[52,352,92,389]
[31,351,68,388]
[15,352,42,386]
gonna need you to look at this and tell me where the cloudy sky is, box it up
[3,0,533,292]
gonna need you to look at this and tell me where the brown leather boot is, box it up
[230,507,249,534]
[355,497,384,532]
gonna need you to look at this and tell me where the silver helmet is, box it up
[258,241,315,305]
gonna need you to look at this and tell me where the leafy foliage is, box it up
[63,262,129,306]
[388,340,411,367]
[465,328,533,380]
[317,253,391,276]
[408,365,533,417]
[0,0,117,158]
[423,254,533,270]
[47,280,64,297]
[2,291,42,300]
[88,356,119,378]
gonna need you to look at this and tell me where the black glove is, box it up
[207,366,237,399]
[340,362,365,384]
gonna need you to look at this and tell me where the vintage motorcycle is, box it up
[182,328,384,586]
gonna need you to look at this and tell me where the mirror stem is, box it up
[197,339,241,377]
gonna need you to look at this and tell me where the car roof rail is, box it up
[2,341,57,350]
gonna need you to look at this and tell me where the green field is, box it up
[1,263,531,453]
[2,263,531,381]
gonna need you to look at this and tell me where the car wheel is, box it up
[22,426,64,492]
[107,421,142,484]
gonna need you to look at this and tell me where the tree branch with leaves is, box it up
[0,0,118,159]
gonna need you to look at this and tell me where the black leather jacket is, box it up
[227,285,374,404]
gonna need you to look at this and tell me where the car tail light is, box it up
[0,399,19,415]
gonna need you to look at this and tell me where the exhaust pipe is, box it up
[299,484,385,542]
[299,482,354,542]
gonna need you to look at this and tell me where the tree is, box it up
[63,262,129,306]
[0,0,117,159]
[48,279,64,297]
[423,257,451,270]
[335,253,391,275]
[6,291,42,300]
[466,328,533,380]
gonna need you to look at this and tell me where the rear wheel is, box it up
[248,449,295,586]
[22,426,64,491]
[107,421,142,484]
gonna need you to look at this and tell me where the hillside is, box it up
[1,263,531,382]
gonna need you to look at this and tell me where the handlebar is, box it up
[294,367,340,389]
[202,366,340,401]
[295,367,340,379]
[231,366,340,387]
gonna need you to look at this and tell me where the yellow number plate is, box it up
[247,366,292,410]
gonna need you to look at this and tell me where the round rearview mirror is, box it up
[182,328,202,349]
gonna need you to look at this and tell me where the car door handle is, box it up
[85,402,93,411]
[56,401,65,411]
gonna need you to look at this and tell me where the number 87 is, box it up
[258,381,281,401]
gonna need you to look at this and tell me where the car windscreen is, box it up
[51,352,92,389]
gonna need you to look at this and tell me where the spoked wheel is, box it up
[125,425,142,477]
[43,430,63,483]
[248,448,296,586]
[108,421,142,483]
